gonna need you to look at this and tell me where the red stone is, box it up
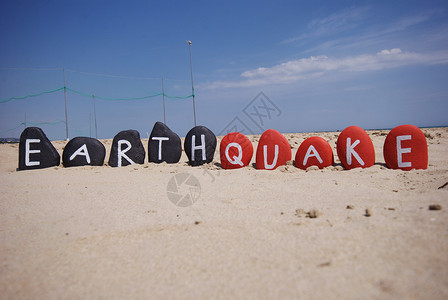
[220,132,253,169]
[256,129,291,170]
[336,126,375,170]
[295,136,334,170]
[383,125,428,170]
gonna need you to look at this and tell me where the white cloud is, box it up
[280,8,444,55]
[308,6,370,33]
[201,49,448,89]
[377,48,402,55]
[281,6,370,45]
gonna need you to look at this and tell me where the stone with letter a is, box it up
[63,137,106,167]
[295,136,333,170]
[383,124,428,170]
[336,126,375,170]
[220,132,253,169]
[256,129,291,170]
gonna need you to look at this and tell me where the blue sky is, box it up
[1,0,447,140]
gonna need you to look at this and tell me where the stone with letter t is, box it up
[148,122,182,164]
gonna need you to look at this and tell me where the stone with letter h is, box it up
[184,126,217,166]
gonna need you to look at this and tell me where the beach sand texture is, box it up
[1,127,447,299]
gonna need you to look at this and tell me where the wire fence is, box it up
[0,67,195,140]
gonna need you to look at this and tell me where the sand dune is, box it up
[1,127,447,299]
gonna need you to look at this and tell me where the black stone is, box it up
[148,122,182,164]
[18,127,60,170]
[109,130,146,167]
[62,137,105,167]
[184,126,217,166]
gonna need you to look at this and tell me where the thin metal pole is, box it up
[187,40,197,126]
[24,113,27,128]
[162,77,166,124]
[89,113,92,138]
[92,94,98,139]
[63,68,69,140]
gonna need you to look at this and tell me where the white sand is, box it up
[1,128,447,299]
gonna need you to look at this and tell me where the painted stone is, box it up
[383,124,428,170]
[220,132,253,169]
[256,129,291,170]
[18,127,60,170]
[148,122,182,164]
[295,136,333,170]
[336,126,375,170]
[109,130,146,167]
[62,137,106,167]
[184,126,217,166]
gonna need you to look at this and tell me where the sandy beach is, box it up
[1,127,447,299]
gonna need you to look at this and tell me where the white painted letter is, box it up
[117,140,134,167]
[25,139,40,166]
[303,145,323,166]
[225,142,244,166]
[397,135,412,168]
[263,145,279,170]
[191,134,206,161]
[346,138,364,166]
[70,144,91,164]
[152,137,169,160]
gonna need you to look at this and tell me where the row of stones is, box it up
[18,122,428,171]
